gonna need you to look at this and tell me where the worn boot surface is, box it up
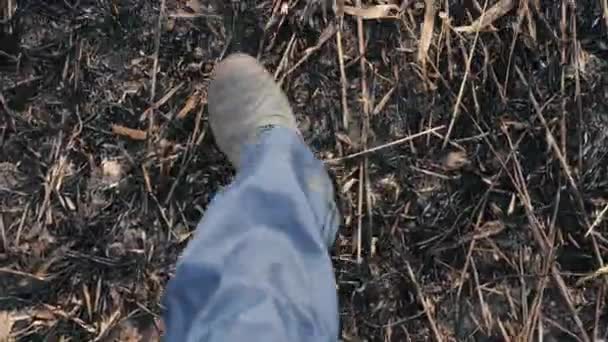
[208,54,298,168]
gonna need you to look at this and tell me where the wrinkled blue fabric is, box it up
[163,127,340,342]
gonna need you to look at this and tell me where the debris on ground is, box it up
[1,0,607,340]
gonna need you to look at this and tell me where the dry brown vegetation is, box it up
[1,0,608,340]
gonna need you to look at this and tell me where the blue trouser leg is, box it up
[163,127,340,342]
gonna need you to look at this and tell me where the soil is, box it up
[1,0,608,341]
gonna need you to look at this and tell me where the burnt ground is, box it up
[1,0,608,340]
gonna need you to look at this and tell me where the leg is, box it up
[162,55,340,342]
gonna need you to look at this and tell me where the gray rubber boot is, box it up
[208,54,298,169]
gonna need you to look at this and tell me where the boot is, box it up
[208,54,298,168]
